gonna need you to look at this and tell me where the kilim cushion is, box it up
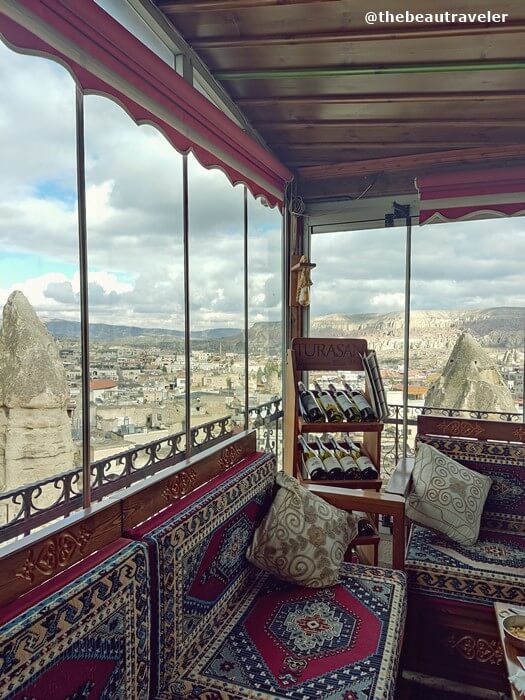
[418,434,525,532]
[159,562,407,700]
[0,539,150,700]
[406,523,525,607]
[246,472,358,587]
[406,442,492,546]
[126,452,277,693]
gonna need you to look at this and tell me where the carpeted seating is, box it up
[0,539,150,700]
[399,418,525,693]
[126,451,407,700]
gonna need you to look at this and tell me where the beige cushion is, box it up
[246,472,357,587]
[406,442,492,546]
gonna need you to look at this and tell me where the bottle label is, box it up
[356,455,376,472]
[335,394,354,412]
[322,456,341,472]
[339,456,357,471]
[302,395,318,413]
[319,396,341,416]
[305,455,324,474]
[352,394,372,411]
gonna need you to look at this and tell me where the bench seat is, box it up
[406,524,525,607]
[126,450,406,700]
[0,539,150,700]
[160,562,406,700]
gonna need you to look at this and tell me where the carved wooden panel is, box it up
[0,503,121,606]
[443,632,503,665]
[291,337,367,372]
[122,432,257,530]
[419,415,525,444]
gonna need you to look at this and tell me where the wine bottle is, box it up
[343,382,377,421]
[313,381,344,423]
[344,436,379,480]
[314,437,345,479]
[298,381,325,423]
[328,383,362,422]
[328,437,360,480]
[354,512,376,536]
[298,435,327,480]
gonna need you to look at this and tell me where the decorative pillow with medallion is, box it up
[246,472,358,587]
[406,442,492,546]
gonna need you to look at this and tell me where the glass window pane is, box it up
[0,43,82,539]
[411,217,524,422]
[187,154,245,446]
[309,227,406,476]
[247,194,283,458]
[84,95,185,489]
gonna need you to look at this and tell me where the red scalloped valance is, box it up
[416,167,525,225]
[0,0,292,207]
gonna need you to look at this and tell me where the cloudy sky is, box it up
[0,41,282,331]
[1,39,524,330]
[310,216,525,318]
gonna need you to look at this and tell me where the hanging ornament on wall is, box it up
[296,255,314,307]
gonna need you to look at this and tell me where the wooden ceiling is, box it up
[154,0,525,202]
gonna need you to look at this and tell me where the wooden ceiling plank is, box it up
[191,22,525,48]
[298,144,525,180]
[256,119,525,128]
[158,0,330,12]
[237,91,525,106]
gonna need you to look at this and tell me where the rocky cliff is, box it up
[0,291,74,492]
[425,332,517,413]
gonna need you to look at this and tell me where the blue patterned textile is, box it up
[159,563,406,700]
[406,524,525,606]
[0,540,150,700]
[134,452,277,692]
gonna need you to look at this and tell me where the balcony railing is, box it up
[1,397,520,543]
[0,399,283,543]
[381,403,523,479]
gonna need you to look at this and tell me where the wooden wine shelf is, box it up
[298,475,382,491]
[299,419,384,433]
[284,337,385,567]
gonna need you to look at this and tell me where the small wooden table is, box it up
[494,602,525,700]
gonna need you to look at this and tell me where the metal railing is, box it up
[381,403,523,480]
[1,397,520,542]
[0,399,283,543]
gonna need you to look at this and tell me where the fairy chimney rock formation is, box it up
[425,331,517,414]
[0,290,74,492]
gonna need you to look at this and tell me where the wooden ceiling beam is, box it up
[272,141,497,149]
[258,119,525,128]
[158,0,329,12]
[238,91,525,107]
[190,22,525,47]
[297,144,525,180]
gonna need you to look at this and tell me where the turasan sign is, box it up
[292,338,367,371]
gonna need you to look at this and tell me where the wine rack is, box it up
[284,337,384,489]
[284,337,385,565]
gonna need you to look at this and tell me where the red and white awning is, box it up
[416,167,525,225]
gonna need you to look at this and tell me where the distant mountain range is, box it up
[45,319,242,341]
[46,307,524,357]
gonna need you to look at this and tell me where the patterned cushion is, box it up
[128,452,276,692]
[160,563,406,700]
[0,539,150,700]
[246,472,358,588]
[418,435,525,532]
[406,524,525,607]
[406,442,492,545]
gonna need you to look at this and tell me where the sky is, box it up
[1,40,524,330]
[0,42,282,331]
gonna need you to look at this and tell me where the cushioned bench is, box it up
[126,451,407,700]
[391,416,525,692]
[0,538,150,700]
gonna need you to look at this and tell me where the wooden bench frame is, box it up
[387,415,525,694]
